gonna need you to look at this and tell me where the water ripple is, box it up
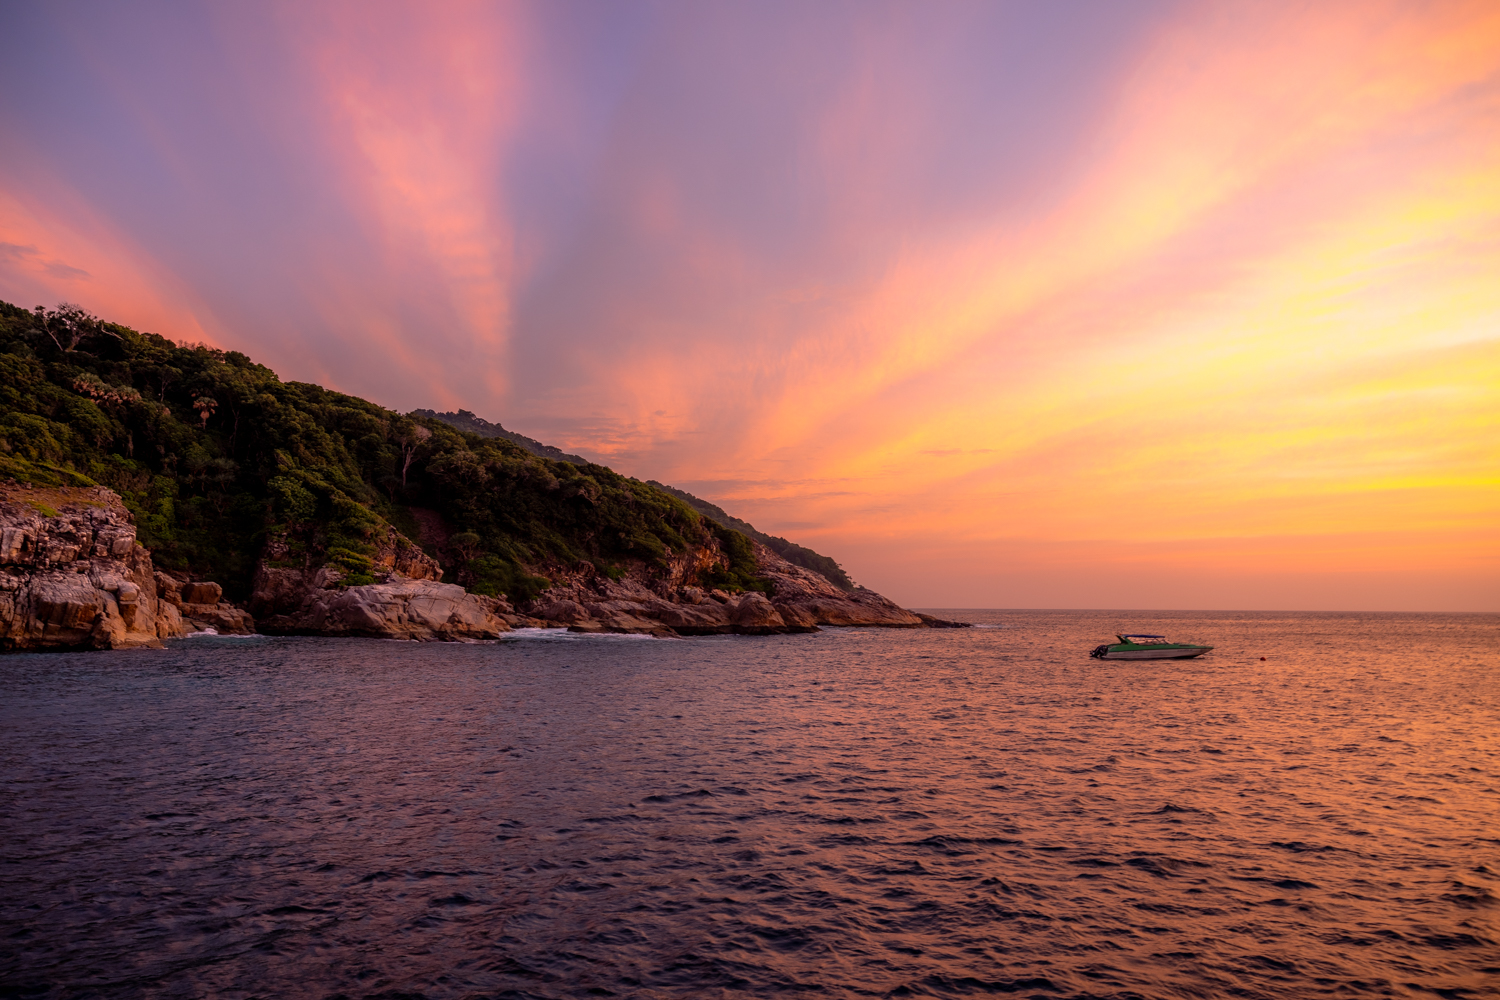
[1,610,1496,998]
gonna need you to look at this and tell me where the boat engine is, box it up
[1089,644,1112,659]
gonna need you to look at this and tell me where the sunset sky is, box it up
[1,1,1496,611]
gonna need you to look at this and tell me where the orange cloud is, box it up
[2,1,1493,608]
[0,185,221,345]
[610,1,1500,607]
[289,0,523,401]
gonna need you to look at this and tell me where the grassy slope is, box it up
[0,301,767,602]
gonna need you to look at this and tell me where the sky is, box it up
[1,0,1497,611]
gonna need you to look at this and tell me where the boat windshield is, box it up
[1118,633,1168,642]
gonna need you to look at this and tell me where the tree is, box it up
[450,531,483,563]
[393,419,432,486]
[72,372,142,409]
[192,396,217,428]
[30,303,120,353]
[448,531,484,587]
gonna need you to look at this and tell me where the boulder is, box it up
[180,581,222,605]
[155,601,184,639]
[0,485,187,650]
[583,599,648,619]
[499,612,548,629]
[532,599,590,624]
[180,602,255,634]
[154,571,182,607]
[633,599,731,635]
[0,525,32,564]
[32,571,105,641]
[725,591,788,634]
[598,613,677,638]
[774,602,819,630]
[567,620,606,633]
[259,578,511,641]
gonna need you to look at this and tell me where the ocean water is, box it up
[1,610,1496,1000]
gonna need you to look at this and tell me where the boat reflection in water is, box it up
[1089,633,1214,659]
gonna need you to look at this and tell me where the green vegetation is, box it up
[420,408,855,591]
[699,522,772,594]
[0,300,766,602]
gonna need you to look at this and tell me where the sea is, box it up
[1,610,1496,1000]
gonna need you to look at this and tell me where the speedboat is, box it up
[1089,634,1213,660]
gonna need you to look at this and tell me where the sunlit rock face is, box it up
[0,486,947,650]
[512,541,934,636]
[370,526,445,582]
[0,490,944,647]
[256,578,513,641]
[250,527,508,641]
[0,484,188,650]
[751,544,927,629]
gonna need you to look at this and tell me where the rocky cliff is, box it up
[517,540,928,636]
[0,483,189,650]
[0,483,961,649]
[249,541,515,641]
[256,577,514,641]
[239,531,959,640]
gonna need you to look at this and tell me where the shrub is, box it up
[268,475,317,523]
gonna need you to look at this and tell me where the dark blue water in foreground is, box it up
[2,610,1497,999]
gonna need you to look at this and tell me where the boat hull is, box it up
[1098,646,1212,660]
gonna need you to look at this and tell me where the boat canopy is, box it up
[1120,634,1166,640]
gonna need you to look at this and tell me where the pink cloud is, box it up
[2,1,1495,608]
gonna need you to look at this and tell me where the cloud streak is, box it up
[291,0,522,399]
[1,0,1495,609]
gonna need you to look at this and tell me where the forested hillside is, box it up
[416,407,856,591]
[0,301,769,602]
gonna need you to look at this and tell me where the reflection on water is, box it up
[2,610,1496,998]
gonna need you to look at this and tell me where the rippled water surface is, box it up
[3,610,1498,999]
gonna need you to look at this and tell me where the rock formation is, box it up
[0,483,963,651]
[153,574,256,634]
[0,483,189,650]
[242,530,964,642]
[256,578,513,641]
[512,541,945,636]
[250,546,512,641]
[751,544,928,627]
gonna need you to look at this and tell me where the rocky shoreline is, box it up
[0,484,967,651]
[1,483,181,650]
